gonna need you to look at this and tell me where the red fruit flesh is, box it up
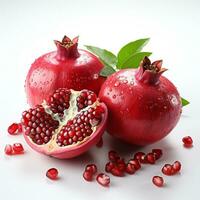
[21,88,107,159]
[126,163,136,174]
[111,167,124,177]
[12,143,24,154]
[83,170,93,181]
[172,161,181,173]
[152,176,164,187]
[25,36,105,107]
[182,136,193,147]
[162,164,174,176]
[152,149,163,160]
[99,57,182,145]
[146,153,156,164]
[108,150,120,162]
[105,162,115,173]
[85,164,97,174]
[4,144,13,155]
[128,159,141,170]
[96,173,110,187]
[46,168,58,180]
[8,123,19,135]
[134,152,145,162]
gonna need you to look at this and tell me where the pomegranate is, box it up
[25,36,105,107]
[21,88,107,159]
[46,168,58,180]
[182,136,193,147]
[99,56,182,145]
[152,176,164,187]
[96,173,110,187]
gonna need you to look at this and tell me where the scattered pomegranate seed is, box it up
[172,161,181,173]
[108,150,120,162]
[4,144,13,155]
[116,159,126,172]
[12,143,24,154]
[96,137,103,148]
[140,154,148,164]
[128,159,141,170]
[85,164,97,174]
[182,136,193,147]
[146,153,156,164]
[83,170,93,181]
[96,173,110,187]
[152,149,163,160]
[134,152,146,163]
[162,164,174,176]
[126,163,136,174]
[105,162,115,173]
[8,123,19,135]
[152,176,164,187]
[18,123,23,133]
[46,168,58,180]
[111,167,124,177]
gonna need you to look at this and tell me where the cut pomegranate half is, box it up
[21,88,107,159]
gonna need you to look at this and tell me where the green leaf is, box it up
[117,38,150,68]
[119,52,152,69]
[100,64,116,77]
[181,97,190,107]
[85,45,117,69]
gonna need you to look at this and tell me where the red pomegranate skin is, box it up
[99,57,182,145]
[25,36,105,107]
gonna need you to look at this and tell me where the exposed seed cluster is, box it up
[21,105,59,145]
[56,106,103,146]
[48,88,71,115]
[76,90,97,110]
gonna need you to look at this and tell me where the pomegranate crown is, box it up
[54,35,79,60]
[136,56,167,85]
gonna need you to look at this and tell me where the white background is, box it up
[0,0,200,199]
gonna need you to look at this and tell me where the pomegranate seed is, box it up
[146,153,156,164]
[152,176,164,187]
[4,144,13,155]
[162,164,174,176]
[46,168,58,180]
[182,136,193,147]
[96,137,103,148]
[111,167,124,177]
[172,161,181,173]
[8,123,19,135]
[108,150,120,162]
[105,162,115,172]
[96,173,110,187]
[83,170,93,181]
[134,152,145,162]
[116,159,126,172]
[128,159,141,170]
[18,123,23,133]
[12,143,24,154]
[126,163,136,174]
[85,164,97,174]
[140,154,148,164]
[152,149,163,160]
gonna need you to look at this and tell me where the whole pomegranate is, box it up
[21,88,107,159]
[99,57,182,145]
[25,36,105,107]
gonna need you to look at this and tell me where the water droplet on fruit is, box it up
[163,106,167,109]
[93,74,99,79]
[123,80,128,84]
[109,88,112,92]
[120,91,124,95]
[130,81,134,85]
[114,81,120,87]
[112,95,116,99]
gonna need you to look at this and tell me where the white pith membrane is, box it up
[25,90,102,152]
